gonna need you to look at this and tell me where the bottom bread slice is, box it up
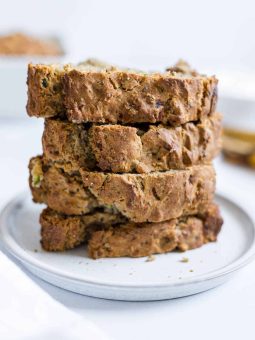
[40,204,223,259]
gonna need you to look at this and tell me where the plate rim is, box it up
[0,191,255,290]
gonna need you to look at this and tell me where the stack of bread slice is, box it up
[27,59,223,259]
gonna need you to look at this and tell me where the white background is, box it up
[0,0,255,72]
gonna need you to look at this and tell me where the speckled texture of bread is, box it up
[40,204,223,258]
[27,64,67,118]
[40,208,126,251]
[42,113,222,173]
[27,60,218,125]
[29,156,216,223]
[29,156,98,216]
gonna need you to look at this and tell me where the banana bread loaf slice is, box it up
[40,208,126,251]
[43,113,222,173]
[29,156,216,223]
[40,204,223,258]
[27,59,218,125]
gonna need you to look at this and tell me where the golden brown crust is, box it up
[0,33,63,56]
[26,60,218,124]
[64,70,217,125]
[43,113,222,173]
[29,156,216,223]
[40,204,223,258]
[26,64,66,118]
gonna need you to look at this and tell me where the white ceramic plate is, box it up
[0,192,254,301]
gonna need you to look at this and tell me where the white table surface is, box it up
[0,117,255,340]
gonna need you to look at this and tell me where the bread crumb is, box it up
[146,255,156,262]
[180,257,189,263]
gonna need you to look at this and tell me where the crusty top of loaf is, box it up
[30,58,208,78]
[26,58,218,123]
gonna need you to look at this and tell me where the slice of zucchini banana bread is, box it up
[27,59,218,125]
[40,208,126,251]
[40,203,223,258]
[29,156,216,223]
[43,113,222,173]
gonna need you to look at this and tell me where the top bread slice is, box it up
[27,59,218,125]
